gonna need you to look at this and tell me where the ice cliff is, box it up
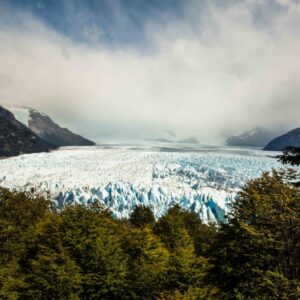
[0,146,281,223]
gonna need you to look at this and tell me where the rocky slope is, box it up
[6,106,95,147]
[0,106,55,157]
[263,128,300,151]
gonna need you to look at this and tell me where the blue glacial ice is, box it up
[0,146,283,223]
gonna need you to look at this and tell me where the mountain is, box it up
[226,127,277,147]
[5,106,95,147]
[0,106,55,157]
[263,128,300,151]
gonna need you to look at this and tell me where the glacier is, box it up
[0,145,283,223]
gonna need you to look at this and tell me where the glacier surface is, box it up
[0,145,282,223]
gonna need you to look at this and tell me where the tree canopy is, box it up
[277,146,300,166]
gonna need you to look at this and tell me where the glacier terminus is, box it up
[0,144,283,223]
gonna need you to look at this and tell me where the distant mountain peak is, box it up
[263,127,300,151]
[3,105,95,147]
[226,127,277,148]
[0,106,55,157]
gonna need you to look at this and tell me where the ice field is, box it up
[0,144,282,223]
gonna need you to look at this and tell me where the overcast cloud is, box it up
[0,0,299,143]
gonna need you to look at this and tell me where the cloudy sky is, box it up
[0,0,299,143]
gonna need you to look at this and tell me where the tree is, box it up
[20,214,82,299]
[277,147,300,187]
[122,226,170,299]
[0,260,26,300]
[154,205,211,294]
[0,188,50,299]
[277,146,300,166]
[0,188,50,265]
[210,170,300,299]
[129,205,155,228]
[154,205,217,257]
[61,204,128,299]
[157,286,221,300]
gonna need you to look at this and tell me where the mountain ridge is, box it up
[226,126,278,147]
[0,106,55,157]
[4,105,95,147]
[263,127,300,151]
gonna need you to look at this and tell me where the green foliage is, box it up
[129,205,155,228]
[20,214,82,299]
[60,204,128,299]
[158,286,221,300]
[277,147,300,186]
[0,189,51,298]
[0,260,25,300]
[154,205,212,293]
[277,146,300,166]
[0,188,49,265]
[122,226,169,299]
[210,169,300,299]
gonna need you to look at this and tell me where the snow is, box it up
[0,145,282,223]
[2,105,32,126]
